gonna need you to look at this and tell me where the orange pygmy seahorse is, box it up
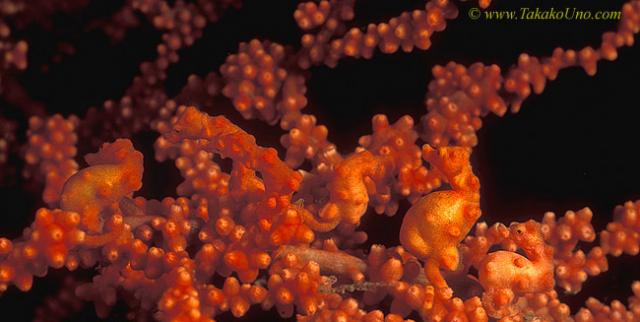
[59,139,144,232]
[163,106,302,196]
[303,151,385,232]
[478,220,554,318]
[399,145,481,290]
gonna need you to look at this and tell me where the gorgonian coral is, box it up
[0,1,639,322]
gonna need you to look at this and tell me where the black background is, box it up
[0,0,639,321]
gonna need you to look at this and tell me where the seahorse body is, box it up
[399,145,481,289]
[60,139,143,232]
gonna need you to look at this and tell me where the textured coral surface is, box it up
[0,1,640,322]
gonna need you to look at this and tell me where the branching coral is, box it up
[0,0,639,322]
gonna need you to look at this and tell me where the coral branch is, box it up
[0,1,639,321]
